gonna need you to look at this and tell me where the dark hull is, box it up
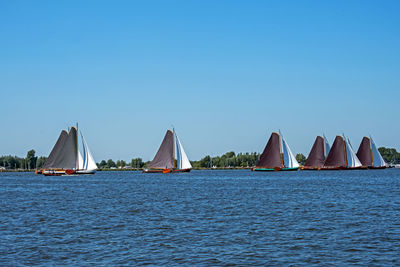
[142,169,164,173]
[319,166,366,170]
[302,166,324,170]
[76,170,96,175]
[142,168,191,173]
[251,167,299,172]
[42,169,70,176]
[42,169,95,176]
[368,166,386,169]
[172,168,191,173]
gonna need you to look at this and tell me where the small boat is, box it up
[321,135,364,170]
[302,135,330,170]
[38,125,97,176]
[143,129,192,173]
[356,136,387,169]
[252,131,299,171]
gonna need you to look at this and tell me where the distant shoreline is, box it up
[0,167,253,173]
[2,166,399,173]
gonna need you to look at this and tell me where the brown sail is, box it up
[148,130,174,169]
[324,136,346,168]
[255,132,282,168]
[305,136,325,167]
[356,137,372,167]
[42,127,78,169]
[42,130,68,169]
[52,127,78,169]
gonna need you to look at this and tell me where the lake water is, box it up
[1,170,400,265]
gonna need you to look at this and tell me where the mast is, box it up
[279,130,284,167]
[172,127,175,169]
[343,135,348,167]
[369,136,374,166]
[76,123,79,170]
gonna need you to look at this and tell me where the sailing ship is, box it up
[251,131,300,171]
[143,129,192,173]
[302,135,331,170]
[356,136,387,169]
[321,135,364,170]
[36,125,97,176]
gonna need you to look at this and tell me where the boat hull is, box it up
[301,166,323,171]
[251,167,299,172]
[142,168,192,173]
[367,166,386,169]
[319,166,367,170]
[43,169,70,176]
[42,169,96,176]
[76,170,96,175]
[172,168,191,173]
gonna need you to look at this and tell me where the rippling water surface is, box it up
[1,170,400,265]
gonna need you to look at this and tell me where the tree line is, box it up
[0,150,47,170]
[1,147,399,170]
[378,147,400,164]
[97,158,146,169]
[190,152,260,168]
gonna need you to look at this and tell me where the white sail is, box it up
[78,151,84,170]
[370,137,386,167]
[345,137,362,168]
[323,134,331,159]
[175,133,192,170]
[81,132,97,171]
[281,134,300,168]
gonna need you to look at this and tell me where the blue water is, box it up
[1,170,400,265]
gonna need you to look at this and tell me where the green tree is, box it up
[296,153,307,165]
[0,155,23,169]
[116,160,126,168]
[107,159,116,168]
[98,160,107,168]
[131,158,144,168]
[378,147,400,164]
[36,156,48,169]
[26,149,37,169]
[198,155,211,168]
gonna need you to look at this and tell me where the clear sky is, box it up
[1,0,399,162]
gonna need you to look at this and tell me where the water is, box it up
[1,170,400,265]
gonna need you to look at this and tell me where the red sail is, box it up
[356,137,372,167]
[305,136,325,167]
[324,136,346,167]
[256,132,282,168]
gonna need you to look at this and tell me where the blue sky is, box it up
[1,0,399,161]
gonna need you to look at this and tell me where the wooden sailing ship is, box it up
[321,135,364,170]
[251,131,300,171]
[36,125,97,176]
[356,136,386,169]
[302,135,330,170]
[143,129,192,173]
